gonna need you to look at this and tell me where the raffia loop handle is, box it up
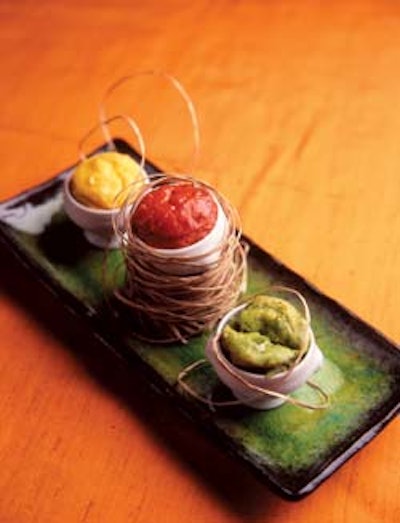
[78,114,146,172]
[99,70,200,173]
[270,285,311,324]
[177,358,330,411]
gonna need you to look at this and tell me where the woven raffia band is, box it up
[112,174,248,343]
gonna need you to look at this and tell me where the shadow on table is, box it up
[0,239,295,519]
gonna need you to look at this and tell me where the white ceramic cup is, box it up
[205,302,324,410]
[63,171,122,248]
[63,167,150,249]
[132,198,228,275]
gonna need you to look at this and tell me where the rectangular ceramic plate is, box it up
[0,139,399,499]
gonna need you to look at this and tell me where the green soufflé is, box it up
[221,295,308,373]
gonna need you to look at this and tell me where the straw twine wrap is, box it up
[113,174,248,343]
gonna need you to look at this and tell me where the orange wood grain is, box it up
[0,1,399,521]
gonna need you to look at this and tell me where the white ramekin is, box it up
[63,171,121,248]
[205,302,324,410]
[132,198,228,275]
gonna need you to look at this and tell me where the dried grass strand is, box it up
[177,357,330,411]
[99,70,200,173]
[78,114,146,168]
[111,175,247,343]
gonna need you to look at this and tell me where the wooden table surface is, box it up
[0,1,399,521]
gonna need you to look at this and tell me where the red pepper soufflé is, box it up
[132,183,218,249]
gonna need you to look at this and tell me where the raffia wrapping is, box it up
[112,175,248,343]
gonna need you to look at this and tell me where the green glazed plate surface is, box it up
[1,139,399,499]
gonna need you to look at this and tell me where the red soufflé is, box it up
[132,183,218,249]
